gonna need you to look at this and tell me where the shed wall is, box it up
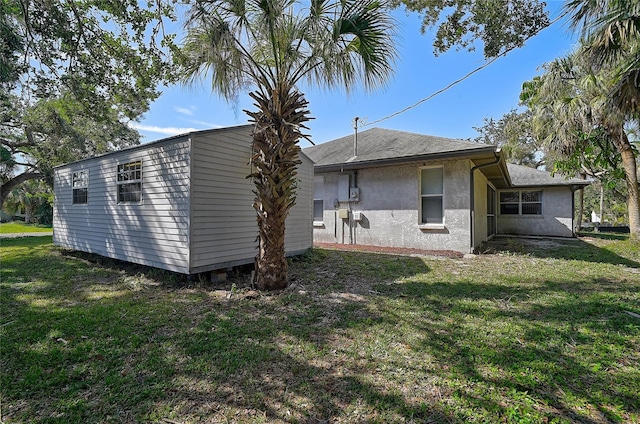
[189,128,313,272]
[53,138,191,273]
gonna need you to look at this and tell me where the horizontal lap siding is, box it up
[189,127,313,272]
[285,152,313,254]
[189,127,257,271]
[53,138,191,273]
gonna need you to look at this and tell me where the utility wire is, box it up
[361,10,570,128]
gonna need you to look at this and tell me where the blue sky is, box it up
[134,2,578,148]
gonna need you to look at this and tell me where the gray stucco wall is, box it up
[313,159,474,253]
[497,186,575,237]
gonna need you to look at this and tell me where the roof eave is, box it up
[511,181,591,189]
[313,146,497,172]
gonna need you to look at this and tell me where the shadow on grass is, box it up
[1,241,443,423]
[0,235,53,248]
[577,231,630,241]
[2,238,638,423]
[480,236,639,268]
[377,278,639,424]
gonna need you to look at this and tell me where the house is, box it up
[53,125,313,274]
[303,128,589,253]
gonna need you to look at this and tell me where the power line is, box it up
[361,11,569,128]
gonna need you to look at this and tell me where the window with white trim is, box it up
[117,161,142,203]
[420,167,444,224]
[313,175,324,224]
[72,171,88,204]
[500,190,542,215]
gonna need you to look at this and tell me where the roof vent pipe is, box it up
[352,116,359,157]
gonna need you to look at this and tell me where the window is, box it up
[72,171,88,204]
[313,176,324,224]
[487,185,496,236]
[117,161,142,203]
[420,167,444,224]
[521,191,542,215]
[500,190,542,215]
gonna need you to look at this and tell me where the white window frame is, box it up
[313,175,324,226]
[117,160,143,203]
[72,170,88,205]
[419,166,445,228]
[499,190,542,216]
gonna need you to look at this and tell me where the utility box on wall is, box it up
[349,187,360,202]
[338,174,350,201]
[338,209,349,219]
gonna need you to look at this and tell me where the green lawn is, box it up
[1,236,638,423]
[0,221,52,234]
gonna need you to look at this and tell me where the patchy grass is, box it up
[1,236,639,423]
[0,221,52,234]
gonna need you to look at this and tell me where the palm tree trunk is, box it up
[245,83,310,290]
[610,127,640,240]
[576,172,586,232]
[620,147,640,240]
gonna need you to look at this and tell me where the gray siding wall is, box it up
[497,186,575,237]
[189,127,313,272]
[313,159,473,253]
[284,152,314,254]
[53,138,191,273]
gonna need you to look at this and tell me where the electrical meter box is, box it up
[349,187,360,201]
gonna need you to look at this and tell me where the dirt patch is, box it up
[314,242,463,259]
[478,236,574,253]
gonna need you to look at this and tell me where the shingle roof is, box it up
[507,163,590,187]
[304,127,494,169]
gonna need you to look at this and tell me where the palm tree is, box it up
[563,0,640,239]
[525,50,639,238]
[565,0,639,112]
[179,0,397,289]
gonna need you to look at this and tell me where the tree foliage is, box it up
[179,0,397,289]
[522,47,640,237]
[0,0,177,207]
[473,108,551,169]
[392,0,550,58]
[565,0,640,114]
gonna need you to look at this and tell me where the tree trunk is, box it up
[620,147,640,240]
[599,183,605,224]
[0,171,41,210]
[245,83,311,290]
[576,172,586,232]
[609,126,639,240]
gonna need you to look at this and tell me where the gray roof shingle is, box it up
[304,127,493,168]
[507,163,589,187]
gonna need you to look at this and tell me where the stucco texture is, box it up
[313,159,474,253]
